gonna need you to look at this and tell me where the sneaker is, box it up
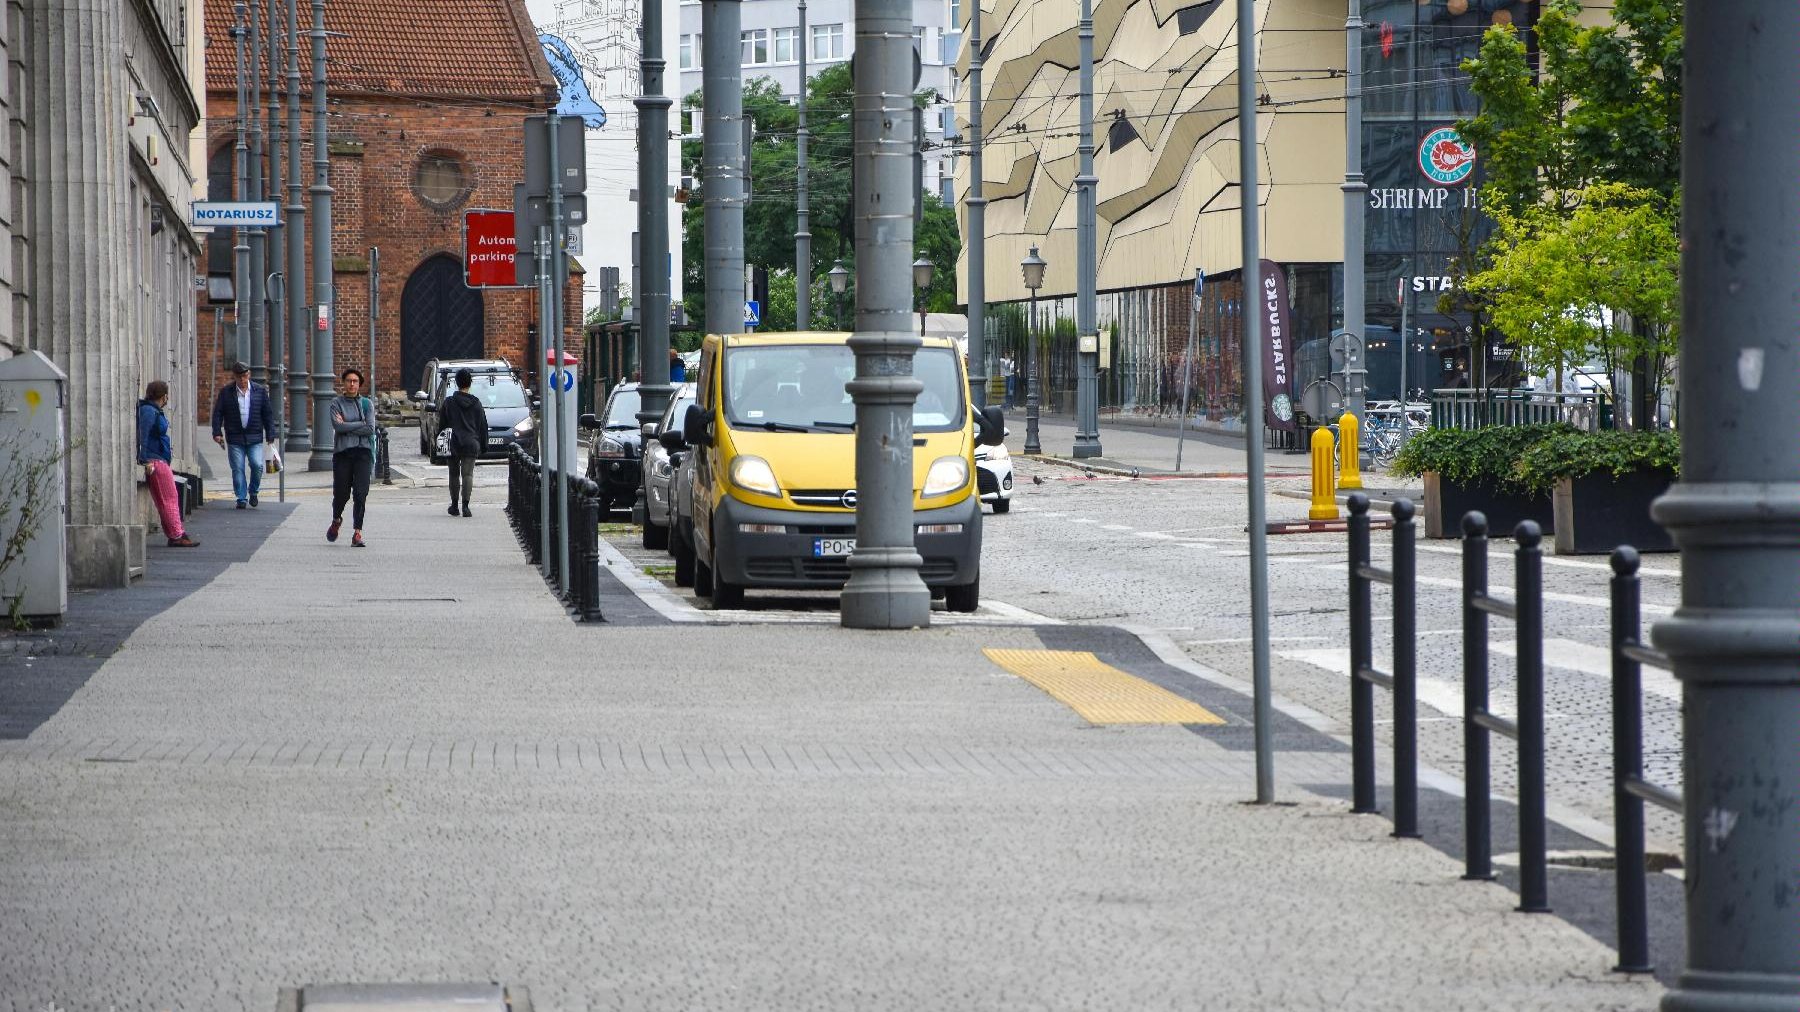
[167,535,200,548]
[351,533,367,548]
[236,500,248,510]
[462,505,472,518]
[448,505,459,516]
[327,517,342,543]
[249,494,259,508]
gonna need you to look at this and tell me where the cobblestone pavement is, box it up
[0,438,1662,1010]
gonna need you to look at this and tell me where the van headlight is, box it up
[730,455,780,496]
[921,456,969,498]
[511,416,535,436]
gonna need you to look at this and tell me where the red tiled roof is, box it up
[206,0,555,105]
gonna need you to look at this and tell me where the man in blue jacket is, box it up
[210,361,278,508]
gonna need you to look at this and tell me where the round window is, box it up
[414,154,468,209]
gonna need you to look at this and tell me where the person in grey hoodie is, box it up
[326,367,377,547]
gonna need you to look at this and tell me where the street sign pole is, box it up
[549,109,571,597]
[537,224,553,578]
[1176,268,1203,472]
[702,0,745,339]
[1072,0,1102,459]
[1656,3,1800,1006]
[1238,0,1275,803]
[1343,0,1368,468]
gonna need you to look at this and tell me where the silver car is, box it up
[641,382,697,550]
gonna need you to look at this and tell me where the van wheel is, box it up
[694,549,714,597]
[672,523,695,587]
[946,578,979,614]
[712,575,744,610]
[643,518,668,550]
[991,498,1011,514]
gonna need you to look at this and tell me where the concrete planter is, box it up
[1422,471,1554,539]
[1551,470,1676,555]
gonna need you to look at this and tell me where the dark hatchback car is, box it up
[580,382,642,511]
[421,371,537,464]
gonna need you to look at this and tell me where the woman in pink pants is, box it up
[137,380,199,548]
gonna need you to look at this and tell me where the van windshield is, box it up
[723,344,964,432]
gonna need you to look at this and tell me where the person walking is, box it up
[137,381,198,548]
[436,367,488,517]
[669,348,687,383]
[210,361,278,509]
[327,368,377,548]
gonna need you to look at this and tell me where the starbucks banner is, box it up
[1259,259,1296,430]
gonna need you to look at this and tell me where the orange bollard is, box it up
[1337,412,1364,491]
[1309,426,1340,520]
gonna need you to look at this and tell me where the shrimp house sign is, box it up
[1368,127,1480,209]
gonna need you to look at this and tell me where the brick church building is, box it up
[199,0,582,415]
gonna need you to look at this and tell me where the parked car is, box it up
[417,364,536,464]
[975,435,1013,513]
[642,383,698,549]
[580,381,643,512]
[670,437,699,585]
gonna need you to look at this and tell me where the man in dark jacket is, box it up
[210,361,279,508]
[437,367,489,517]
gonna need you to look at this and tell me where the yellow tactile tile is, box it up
[983,648,1225,726]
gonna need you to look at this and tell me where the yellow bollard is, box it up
[1309,426,1340,520]
[1337,412,1364,491]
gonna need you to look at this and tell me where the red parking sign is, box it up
[464,210,521,288]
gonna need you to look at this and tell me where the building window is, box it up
[414,152,469,209]
[680,34,696,69]
[951,0,962,28]
[812,23,844,61]
[773,26,796,63]
[741,28,769,66]
[1176,1,1220,36]
[941,30,962,64]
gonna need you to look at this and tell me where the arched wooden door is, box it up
[400,254,484,392]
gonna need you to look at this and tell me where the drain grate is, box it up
[352,597,460,603]
[279,982,529,1011]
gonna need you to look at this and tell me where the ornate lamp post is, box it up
[1020,246,1046,455]
[828,259,850,330]
[912,256,934,338]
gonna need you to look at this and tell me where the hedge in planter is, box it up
[1390,424,1569,538]
[1513,429,1680,555]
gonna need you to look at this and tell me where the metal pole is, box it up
[1348,493,1375,813]
[1342,0,1368,468]
[549,110,571,596]
[247,0,266,388]
[794,0,810,331]
[636,0,674,465]
[1392,497,1419,838]
[266,0,284,416]
[702,1,745,338]
[231,5,250,367]
[1610,546,1653,974]
[1025,288,1041,454]
[1071,0,1101,458]
[965,0,986,407]
[1657,6,1800,1001]
[367,247,378,389]
[1237,0,1275,802]
[1461,511,1493,881]
[283,0,309,453]
[307,0,336,472]
[1398,267,1412,451]
[270,270,286,502]
[1175,272,1199,470]
[1515,520,1548,913]
[841,0,929,630]
[537,226,553,577]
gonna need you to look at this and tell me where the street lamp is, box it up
[1020,245,1046,455]
[828,259,850,331]
[912,256,934,337]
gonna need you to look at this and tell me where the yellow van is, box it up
[662,331,1004,612]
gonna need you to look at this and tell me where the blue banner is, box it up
[539,34,606,129]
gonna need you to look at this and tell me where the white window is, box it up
[679,34,695,69]
[913,26,926,59]
[773,26,797,63]
[741,28,769,66]
[812,23,844,61]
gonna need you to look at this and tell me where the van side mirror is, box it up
[578,412,600,430]
[683,403,711,447]
[977,405,1006,446]
[411,390,428,403]
[659,428,687,452]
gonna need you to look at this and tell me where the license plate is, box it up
[813,537,855,557]
[487,437,504,445]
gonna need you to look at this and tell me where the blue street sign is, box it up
[192,201,281,228]
[553,368,575,392]
[744,300,761,327]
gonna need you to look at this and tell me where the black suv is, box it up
[580,382,643,511]
[415,358,536,463]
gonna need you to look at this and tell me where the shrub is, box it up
[1511,428,1680,495]
[1389,423,1574,493]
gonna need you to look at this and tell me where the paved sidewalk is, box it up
[0,475,1657,1009]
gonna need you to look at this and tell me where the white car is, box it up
[975,437,1013,513]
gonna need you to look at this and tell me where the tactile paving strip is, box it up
[983,648,1226,725]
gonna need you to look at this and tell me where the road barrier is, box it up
[1336,412,1363,490]
[1308,428,1339,520]
[1609,546,1683,974]
[506,444,604,621]
[1344,504,1684,959]
[1346,494,1418,837]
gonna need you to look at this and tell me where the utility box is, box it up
[545,349,580,474]
[0,351,67,624]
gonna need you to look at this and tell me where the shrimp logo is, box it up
[1419,127,1476,186]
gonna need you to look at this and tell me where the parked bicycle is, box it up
[1364,400,1428,468]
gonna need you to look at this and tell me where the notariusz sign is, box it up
[191,201,281,228]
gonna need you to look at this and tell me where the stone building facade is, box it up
[3,0,206,588]
[199,0,583,429]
